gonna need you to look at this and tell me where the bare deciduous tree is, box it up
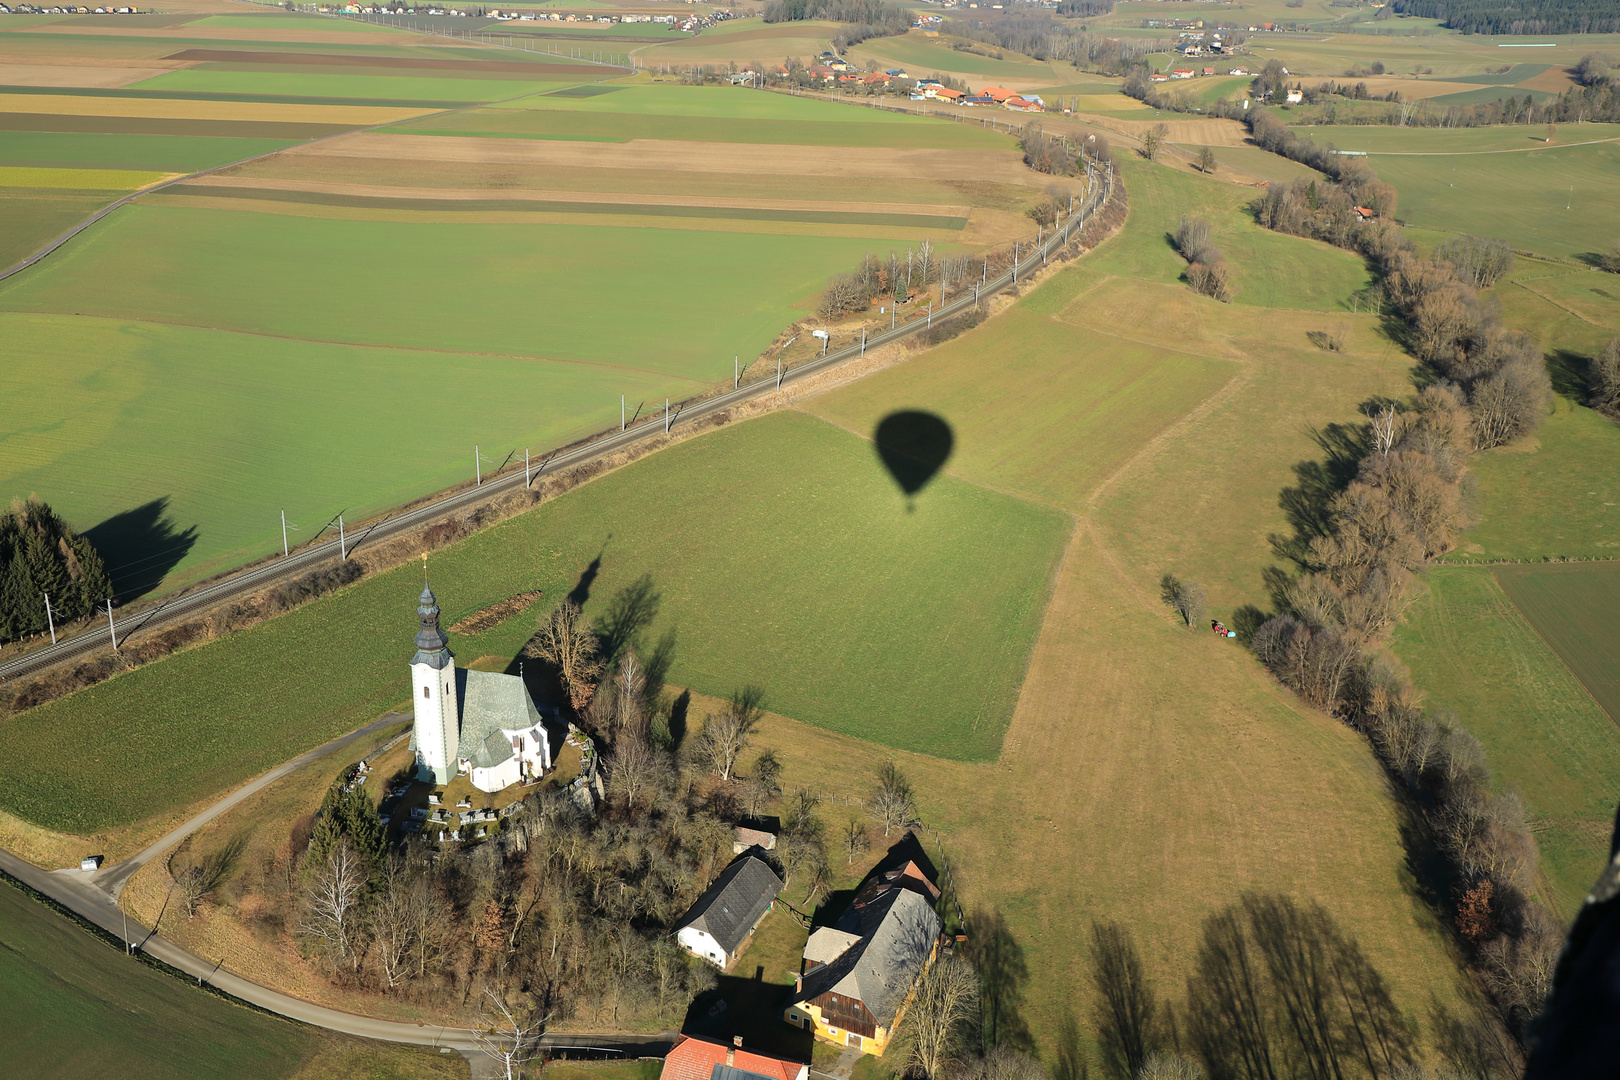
[608,735,671,815]
[369,857,416,990]
[899,953,980,1080]
[474,988,548,1080]
[525,600,603,714]
[843,818,871,865]
[694,685,765,782]
[169,836,242,919]
[1141,123,1167,161]
[869,761,920,837]
[1593,337,1620,415]
[1159,575,1207,629]
[298,839,367,965]
[1197,146,1217,174]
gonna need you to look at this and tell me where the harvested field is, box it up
[127,69,579,104]
[1095,115,1251,146]
[295,131,1037,183]
[0,62,173,87]
[0,164,170,189]
[8,24,443,46]
[0,90,434,125]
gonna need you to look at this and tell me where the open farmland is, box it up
[2,147,1475,1062]
[0,879,459,1080]
[1294,123,1620,261]
[849,32,1060,87]
[0,39,1045,595]
[0,410,1068,832]
[1497,563,1620,723]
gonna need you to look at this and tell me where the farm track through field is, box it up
[0,162,1116,688]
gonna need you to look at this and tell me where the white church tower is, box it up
[411,583,460,784]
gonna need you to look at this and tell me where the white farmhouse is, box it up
[410,584,553,793]
[675,853,784,968]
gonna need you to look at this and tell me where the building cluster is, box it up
[320,4,735,27]
[759,55,1048,112]
[673,831,947,1059]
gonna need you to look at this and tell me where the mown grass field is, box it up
[1391,567,1620,913]
[0,879,459,1080]
[1496,563,1620,724]
[0,187,123,267]
[0,410,1067,832]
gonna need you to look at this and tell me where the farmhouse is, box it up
[660,1034,807,1080]
[783,834,943,1055]
[980,86,1014,102]
[409,584,555,793]
[675,852,784,968]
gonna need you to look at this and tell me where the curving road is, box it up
[0,161,1114,689]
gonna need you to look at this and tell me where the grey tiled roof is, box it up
[455,668,544,768]
[677,854,785,956]
[790,887,940,1025]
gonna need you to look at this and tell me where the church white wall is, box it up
[471,757,521,794]
[412,660,459,783]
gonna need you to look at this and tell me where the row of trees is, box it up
[816,242,986,320]
[948,15,1170,76]
[0,497,111,644]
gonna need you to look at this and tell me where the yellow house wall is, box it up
[782,1002,891,1057]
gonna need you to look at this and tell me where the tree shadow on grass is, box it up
[1548,349,1592,403]
[83,497,198,602]
[683,973,812,1061]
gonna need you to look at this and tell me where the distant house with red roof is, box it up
[933,87,965,102]
[660,1035,807,1080]
[1003,95,1043,112]
[1354,206,1376,220]
[980,85,1014,102]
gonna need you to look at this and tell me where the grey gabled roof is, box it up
[791,887,940,1025]
[455,668,544,769]
[677,854,784,956]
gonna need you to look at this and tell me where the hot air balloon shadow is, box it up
[873,410,954,511]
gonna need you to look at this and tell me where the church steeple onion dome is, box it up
[413,584,453,668]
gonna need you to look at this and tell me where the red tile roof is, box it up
[660,1035,804,1080]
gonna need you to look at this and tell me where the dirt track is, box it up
[290,130,1039,182]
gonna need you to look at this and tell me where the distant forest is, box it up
[1390,0,1620,34]
[0,499,111,643]
[762,0,910,30]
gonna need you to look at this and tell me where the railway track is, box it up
[0,160,1114,688]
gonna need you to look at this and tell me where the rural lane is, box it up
[0,160,1115,689]
[1,845,675,1066]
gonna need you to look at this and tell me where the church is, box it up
[410,583,555,793]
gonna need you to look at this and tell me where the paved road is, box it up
[2,845,674,1069]
[0,160,1114,689]
[88,713,410,902]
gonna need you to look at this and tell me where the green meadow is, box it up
[849,33,1055,82]
[499,83,961,121]
[1083,158,1373,310]
[0,203,878,373]
[1392,566,1620,913]
[0,131,297,172]
[187,14,408,33]
[0,188,122,268]
[1297,124,1620,261]
[0,411,1068,832]
[0,878,457,1079]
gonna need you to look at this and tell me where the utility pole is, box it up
[475,443,481,486]
[106,599,117,651]
[42,593,55,644]
[338,514,347,560]
[621,394,625,432]
[664,397,670,434]
[861,326,866,356]
[280,509,291,557]
[734,355,739,390]
[524,448,531,488]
